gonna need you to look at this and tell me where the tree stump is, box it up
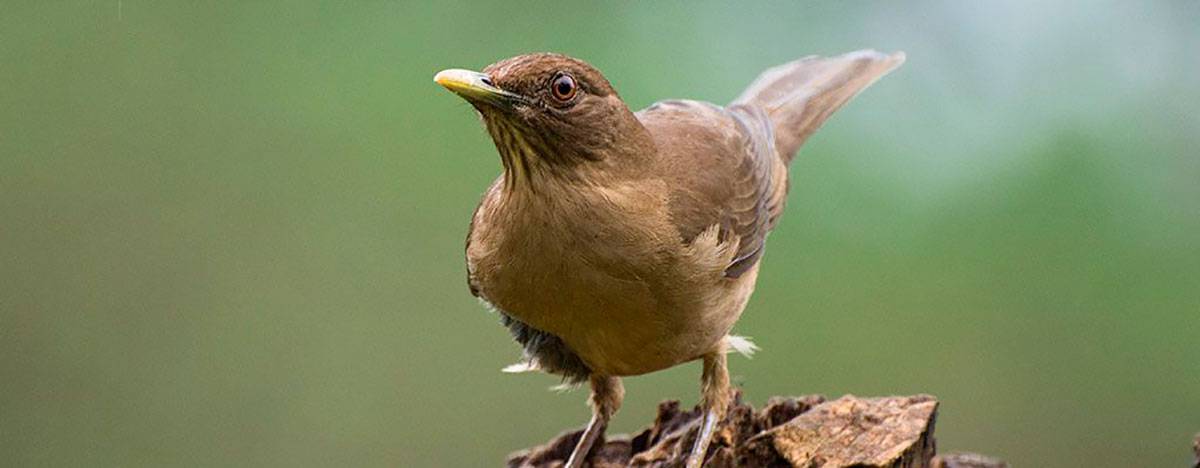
[507,393,1005,468]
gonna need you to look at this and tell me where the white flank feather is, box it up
[725,335,760,358]
[501,361,538,373]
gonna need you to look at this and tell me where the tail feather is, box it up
[733,50,905,163]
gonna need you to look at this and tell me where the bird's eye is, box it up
[550,72,577,101]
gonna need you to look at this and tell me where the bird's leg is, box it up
[687,351,730,468]
[564,375,624,468]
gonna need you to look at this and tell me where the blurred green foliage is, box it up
[2,2,1198,467]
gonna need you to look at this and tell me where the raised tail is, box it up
[732,50,905,163]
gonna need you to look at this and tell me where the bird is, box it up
[434,50,904,467]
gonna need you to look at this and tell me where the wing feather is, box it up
[637,100,784,278]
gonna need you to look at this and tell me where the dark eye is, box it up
[550,72,577,101]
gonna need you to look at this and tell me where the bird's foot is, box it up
[685,408,720,468]
[564,412,606,468]
[565,375,622,468]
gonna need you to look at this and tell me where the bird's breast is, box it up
[467,181,755,376]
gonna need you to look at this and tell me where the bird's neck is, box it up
[488,113,652,195]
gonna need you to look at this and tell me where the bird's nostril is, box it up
[481,77,494,86]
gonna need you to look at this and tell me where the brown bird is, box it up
[435,50,904,467]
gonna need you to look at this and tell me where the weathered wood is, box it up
[508,393,1001,468]
[739,395,937,468]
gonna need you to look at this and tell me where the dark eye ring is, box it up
[550,72,577,101]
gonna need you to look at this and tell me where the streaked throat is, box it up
[486,117,545,192]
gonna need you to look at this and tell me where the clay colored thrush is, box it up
[435,50,904,467]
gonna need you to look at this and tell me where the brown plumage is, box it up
[435,50,904,468]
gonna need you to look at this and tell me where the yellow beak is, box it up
[434,69,523,106]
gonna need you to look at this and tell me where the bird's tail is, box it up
[732,50,905,164]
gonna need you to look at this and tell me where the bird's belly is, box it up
[476,254,757,377]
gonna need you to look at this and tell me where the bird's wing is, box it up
[637,100,786,278]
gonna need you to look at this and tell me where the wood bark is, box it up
[507,393,1006,468]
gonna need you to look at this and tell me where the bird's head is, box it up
[435,53,647,187]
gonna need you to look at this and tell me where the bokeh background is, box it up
[3,1,1198,467]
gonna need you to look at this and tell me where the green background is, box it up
[3,2,1198,467]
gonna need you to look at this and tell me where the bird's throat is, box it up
[485,117,556,192]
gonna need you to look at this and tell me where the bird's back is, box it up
[634,49,906,278]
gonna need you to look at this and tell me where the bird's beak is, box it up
[434,69,523,107]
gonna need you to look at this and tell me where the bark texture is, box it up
[507,393,1006,468]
